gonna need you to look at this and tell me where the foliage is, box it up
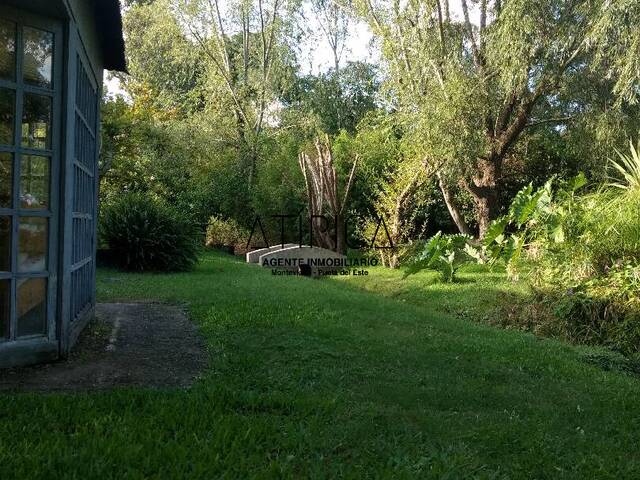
[609,138,640,190]
[540,261,640,353]
[356,0,640,235]
[250,132,307,235]
[479,139,640,353]
[121,0,205,114]
[205,216,250,251]
[108,0,640,253]
[404,232,478,282]
[285,62,380,136]
[100,193,200,272]
[542,186,640,353]
[591,0,640,105]
[482,173,587,274]
[332,113,402,217]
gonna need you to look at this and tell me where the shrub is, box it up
[482,173,587,277]
[100,193,200,272]
[404,232,479,282]
[205,216,249,252]
[609,138,640,191]
[484,142,640,353]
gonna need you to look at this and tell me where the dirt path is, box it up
[0,303,208,391]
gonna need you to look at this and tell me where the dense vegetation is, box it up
[404,140,640,353]
[99,1,640,348]
[103,0,640,235]
[100,192,200,271]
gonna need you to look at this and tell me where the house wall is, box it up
[58,0,103,356]
[63,0,104,78]
[0,1,105,365]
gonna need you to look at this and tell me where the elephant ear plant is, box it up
[404,232,480,283]
[403,174,587,283]
[482,173,587,278]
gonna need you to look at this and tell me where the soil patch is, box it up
[0,303,207,391]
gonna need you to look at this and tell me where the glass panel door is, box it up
[0,14,59,342]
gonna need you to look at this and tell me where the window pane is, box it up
[0,20,16,81]
[18,217,47,273]
[0,88,15,145]
[20,155,49,209]
[23,27,53,88]
[0,216,9,271]
[0,152,11,207]
[17,278,46,337]
[0,279,9,340]
[22,93,51,150]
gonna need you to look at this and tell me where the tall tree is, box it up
[310,0,351,73]
[176,0,299,187]
[308,0,353,130]
[359,0,640,237]
[122,0,205,115]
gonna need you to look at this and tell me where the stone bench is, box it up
[258,246,347,276]
[246,243,298,263]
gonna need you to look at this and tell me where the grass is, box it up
[1,251,640,478]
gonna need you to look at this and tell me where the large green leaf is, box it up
[483,217,508,246]
[508,184,533,224]
[569,172,587,192]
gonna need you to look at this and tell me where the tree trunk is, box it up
[463,157,500,238]
[247,144,258,189]
[475,192,498,237]
[335,213,346,255]
[235,108,251,179]
[437,171,471,236]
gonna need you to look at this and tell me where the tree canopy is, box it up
[102,0,640,243]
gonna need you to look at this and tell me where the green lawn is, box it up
[1,251,639,478]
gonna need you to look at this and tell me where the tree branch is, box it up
[460,0,482,70]
[525,116,575,128]
[339,155,359,216]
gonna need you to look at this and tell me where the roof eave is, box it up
[95,0,127,72]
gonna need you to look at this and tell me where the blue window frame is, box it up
[0,10,61,344]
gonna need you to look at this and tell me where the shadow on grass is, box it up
[88,251,640,478]
[449,276,477,284]
[325,262,530,325]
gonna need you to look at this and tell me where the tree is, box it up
[591,0,640,106]
[122,0,205,115]
[285,61,380,135]
[358,0,640,237]
[298,135,358,253]
[309,0,351,73]
[175,0,299,188]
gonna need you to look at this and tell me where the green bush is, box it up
[482,173,587,276]
[100,193,200,272]
[205,216,249,252]
[484,141,640,353]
